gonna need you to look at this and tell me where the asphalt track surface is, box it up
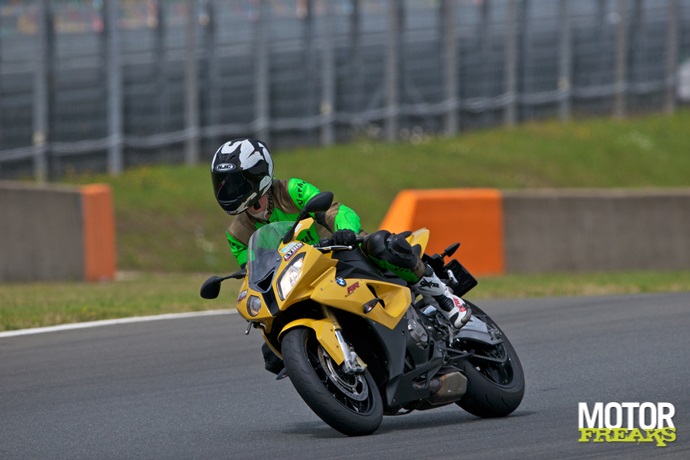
[1,292,689,459]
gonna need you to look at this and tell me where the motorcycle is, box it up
[200,192,524,436]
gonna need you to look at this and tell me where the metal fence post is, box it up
[185,0,200,165]
[385,0,403,142]
[104,0,123,175]
[479,0,490,126]
[320,1,335,146]
[614,0,629,119]
[558,0,572,122]
[665,0,679,114]
[630,0,643,111]
[504,0,518,127]
[441,0,458,136]
[204,0,220,147]
[519,0,531,120]
[254,0,270,143]
[349,0,363,122]
[303,0,318,144]
[33,0,53,182]
[155,1,169,135]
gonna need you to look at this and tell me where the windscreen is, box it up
[246,222,294,290]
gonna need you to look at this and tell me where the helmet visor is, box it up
[212,170,256,214]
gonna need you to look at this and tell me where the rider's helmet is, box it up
[211,138,274,215]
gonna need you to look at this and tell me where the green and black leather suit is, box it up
[225,178,362,268]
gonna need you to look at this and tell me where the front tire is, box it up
[281,327,383,436]
[455,303,525,417]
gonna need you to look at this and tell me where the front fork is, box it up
[321,305,367,375]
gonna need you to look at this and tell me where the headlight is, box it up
[277,254,305,300]
[247,295,262,317]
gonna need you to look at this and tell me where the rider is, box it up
[211,138,470,374]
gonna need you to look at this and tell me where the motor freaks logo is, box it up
[578,402,676,447]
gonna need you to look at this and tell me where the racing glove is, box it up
[331,229,358,246]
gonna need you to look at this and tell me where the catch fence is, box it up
[1,0,689,180]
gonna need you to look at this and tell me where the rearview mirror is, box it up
[199,269,246,299]
[302,191,334,214]
[200,276,223,299]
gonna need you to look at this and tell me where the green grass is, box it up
[2,270,688,332]
[63,110,690,274]
[0,273,237,331]
[2,110,690,332]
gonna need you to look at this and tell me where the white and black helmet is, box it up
[211,138,274,215]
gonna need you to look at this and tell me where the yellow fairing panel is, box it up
[280,318,345,365]
[311,272,411,330]
[235,277,274,325]
[274,245,337,309]
[406,228,430,255]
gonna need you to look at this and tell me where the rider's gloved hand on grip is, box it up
[331,229,358,246]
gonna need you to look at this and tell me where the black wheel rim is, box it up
[459,312,517,387]
[304,333,376,414]
[469,341,515,386]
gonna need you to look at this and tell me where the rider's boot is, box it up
[412,266,471,329]
[262,343,286,378]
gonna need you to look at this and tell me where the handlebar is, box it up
[317,236,365,252]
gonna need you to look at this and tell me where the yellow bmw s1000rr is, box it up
[201,192,524,436]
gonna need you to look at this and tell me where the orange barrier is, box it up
[379,189,504,276]
[81,184,117,281]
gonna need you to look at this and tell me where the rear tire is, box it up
[455,303,525,417]
[281,327,383,436]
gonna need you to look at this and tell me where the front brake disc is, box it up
[317,346,368,401]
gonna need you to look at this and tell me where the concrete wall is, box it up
[503,189,690,273]
[380,188,690,275]
[0,181,116,282]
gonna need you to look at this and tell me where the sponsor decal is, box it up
[336,277,347,287]
[295,180,306,207]
[578,402,676,447]
[346,281,360,297]
[419,279,439,289]
[280,242,304,261]
[237,290,248,303]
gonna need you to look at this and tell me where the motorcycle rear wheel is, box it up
[455,303,525,418]
[281,327,383,436]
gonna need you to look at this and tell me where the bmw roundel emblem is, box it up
[336,277,347,287]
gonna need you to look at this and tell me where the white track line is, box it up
[0,309,235,339]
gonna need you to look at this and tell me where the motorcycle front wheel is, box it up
[281,327,383,436]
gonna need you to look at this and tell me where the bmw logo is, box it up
[335,277,347,287]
